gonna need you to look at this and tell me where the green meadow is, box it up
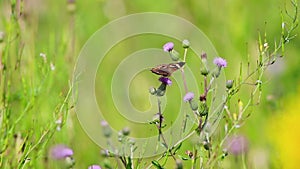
[0,0,299,168]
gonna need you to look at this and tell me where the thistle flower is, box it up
[213,57,227,68]
[183,92,194,102]
[49,144,73,160]
[159,77,172,86]
[163,42,174,52]
[225,135,249,155]
[100,120,109,127]
[88,165,102,169]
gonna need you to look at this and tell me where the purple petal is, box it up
[50,144,73,160]
[159,77,172,85]
[225,135,248,155]
[184,92,194,102]
[88,165,102,169]
[213,57,227,68]
[163,42,174,52]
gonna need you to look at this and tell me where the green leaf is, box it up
[151,160,164,169]
[178,155,189,161]
[173,143,182,154]
[126,157,132,169]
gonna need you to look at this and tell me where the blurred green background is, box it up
[0,0,299,168]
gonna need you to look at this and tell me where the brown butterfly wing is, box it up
[151,62,185,76]
[151,64,171,76]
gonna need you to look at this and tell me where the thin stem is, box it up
[183,48,188,62]
[181,69,189,94]
[192,149,198,169]
[156,98,176,161]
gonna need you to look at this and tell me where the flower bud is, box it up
[182,39,190,48]
[200,68,209,76]
[199,94,206,102]
[226,80,234,89]
[122,127,130,136]
[212,67,221,78]
[199,102,208,116]
[201,52,207,61]
[65,156,75,168]
[149,87,157,95]
[101,121,112,138]
[100,149,110,157]
[189,100,198,111]
[170,50,180,61]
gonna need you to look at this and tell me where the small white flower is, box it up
[50,62,55,71]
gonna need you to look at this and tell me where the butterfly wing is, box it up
[151,64,171,76]
[151,62,185,76]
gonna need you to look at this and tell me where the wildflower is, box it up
[182,39,190,48]
[40,53,47,63]
[226,80,234,89]
[55,118,62,131]
[201,52,207,61]
[101,120,111,138]
[159,77,172,86]
[100,120,108,127]
[213,57,227,68]
[163,42,174,52]
[225,135,249,155]
[50,62,55,71]
[49,144,73,160]
[183,92,194,102]
[88,165,102,169]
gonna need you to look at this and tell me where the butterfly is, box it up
[151,62,185,77]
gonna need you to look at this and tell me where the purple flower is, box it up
[163,42,174,52]
[49,144,73,160]
[159,77,172,85]
[213,57,227,68]
[88,165,102,169]
[100,120,108,127]
[184,92,194,102]
[225,135,248,155]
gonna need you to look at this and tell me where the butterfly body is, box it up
[151,62,185,77]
